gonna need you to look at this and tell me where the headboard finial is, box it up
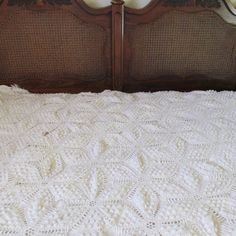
[111,0,125,5]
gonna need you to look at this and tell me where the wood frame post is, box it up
[111,0,124,91]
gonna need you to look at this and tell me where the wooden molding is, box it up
[112,0,124,90]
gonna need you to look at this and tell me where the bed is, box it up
[0,0,236,235]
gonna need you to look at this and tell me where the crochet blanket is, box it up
[0,85,236,235]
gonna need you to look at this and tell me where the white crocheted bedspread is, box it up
[0,85,236,236]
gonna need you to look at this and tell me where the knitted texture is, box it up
[0,86,236,235]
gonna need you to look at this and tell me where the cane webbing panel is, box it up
[0,8,111,82]
[127,11,236,80]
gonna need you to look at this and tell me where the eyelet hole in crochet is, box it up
[146,222,156,229]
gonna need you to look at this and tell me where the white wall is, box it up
[230,0,236,6]
[84,0,151,8]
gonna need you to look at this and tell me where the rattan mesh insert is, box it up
[128,11,236,80]
[0,8,110,81]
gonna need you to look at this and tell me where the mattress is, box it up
[0,85,236,236]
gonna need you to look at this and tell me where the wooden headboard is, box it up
[0,0,115,93]
[0,0,236,92]
[123,0,236,91]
